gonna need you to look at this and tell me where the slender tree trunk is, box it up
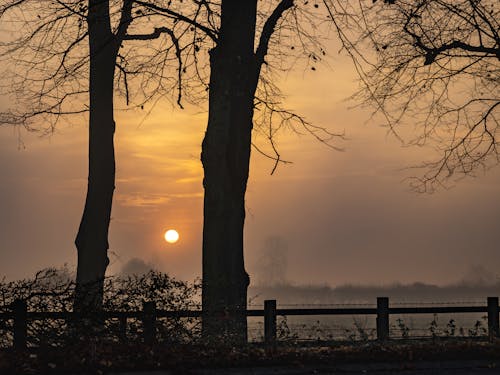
[74,0,118,313]
[201,0,260,344]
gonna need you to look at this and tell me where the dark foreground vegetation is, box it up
[0,268,201,349]
[1,269,500,373]
[3,338,500,374]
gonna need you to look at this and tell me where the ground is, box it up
[114,360,500,374]
[3,339,500,374]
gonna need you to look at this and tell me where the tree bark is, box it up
[201,0,260,344]
[74,0,119,313]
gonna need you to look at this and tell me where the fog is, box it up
[1,38,499,287]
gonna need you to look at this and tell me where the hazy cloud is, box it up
[120,257,156,276]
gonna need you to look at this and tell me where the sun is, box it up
[164,229,179,244]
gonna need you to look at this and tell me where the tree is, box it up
[190,0,339,342]
[74,0,125,313]
[325,0,499,191]
[199,0,273,343]
[1,0,339,340]
[131,0,340,342]
[254,236,288,286]
[0,0,199,311]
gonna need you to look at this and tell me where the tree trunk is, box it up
[74,0,118,313]
[201,0,259,344]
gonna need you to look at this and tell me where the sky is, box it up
[1,33,499,287]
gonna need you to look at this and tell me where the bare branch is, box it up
[116,0,133,42]
[326,0,500,190]
[251,141,292,175]
[133,0,218,42]
[255,0,294,66]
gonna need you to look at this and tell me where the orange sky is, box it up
[1,36,499,287]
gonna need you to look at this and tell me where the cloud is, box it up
[120,257,156,276]
[115,193,171,208]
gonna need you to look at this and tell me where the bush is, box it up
[0,267,201,348]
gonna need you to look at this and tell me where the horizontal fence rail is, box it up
[1,297,498,349]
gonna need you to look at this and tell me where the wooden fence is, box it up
[1,297,498,349]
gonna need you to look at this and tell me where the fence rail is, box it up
[1,297,498,349]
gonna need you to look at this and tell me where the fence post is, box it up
[376,297,389,341]
[142,301,156,345]
[487,297,499,340]
[264,299,277,348]
[12,299,27,350]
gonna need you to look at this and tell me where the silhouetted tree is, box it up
[128,0,341,343]
[325,0,499,191]
[0,0,202,312]
[1,0,340,341]
[195,0,342,343]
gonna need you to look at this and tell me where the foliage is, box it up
[468,316,488,337]
[429,314,439,338]
[344,318,376,342]
[445,319,456,337]
[395,318,409,339]
[0,267,200,348]
[276,316,299,342]
[390,315,489,339]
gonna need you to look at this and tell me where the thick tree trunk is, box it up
[201,0,259,344]
[74,0,118,313]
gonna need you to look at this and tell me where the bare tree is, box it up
[101,0,340,342]
[0,0,202,312]
[195,0,344,342]
[1,0,340,341]
[325,0,499,191]
[187,0,339,342]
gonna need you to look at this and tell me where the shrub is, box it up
[0,267,201,347]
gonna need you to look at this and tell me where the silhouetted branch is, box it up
[251,141,292,175]
[134,0,218,42]
[255,0,294,67]
[124,26,184,108]
[116,0,133,42]
[324,0,500,191]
